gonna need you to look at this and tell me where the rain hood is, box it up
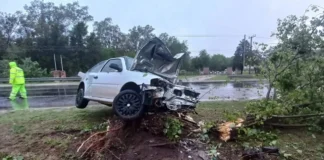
[9,62,17,69]
[130,37,185,82]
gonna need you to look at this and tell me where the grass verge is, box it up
[178,75,199,80]
[0,102,323,159]
[209,75,230,81]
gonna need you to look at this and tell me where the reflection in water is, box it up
[10,99,29,110]
[185,82,272,101]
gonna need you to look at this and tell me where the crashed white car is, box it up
[76,37,200,120]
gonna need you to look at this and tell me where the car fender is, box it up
[123,70,164,85]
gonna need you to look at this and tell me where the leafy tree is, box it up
[126,25,155,52]
[158,33,190,71]
[256,5,324,116]
[0,0,238,77]
[20,57,47,77]
[158,33,188,54]
[210,54,228,71]
[0,58,47,78]
[0,11,23,50]
[86,32,102,69]
[94,18,124,49]
[191,57,201,71]
[20,0,93,74]
[199,50,210,68]
[68,22,88,74]
[0,59,9,78]
[232,39,251,74]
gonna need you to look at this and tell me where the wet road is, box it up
[0,81,270,109]
[186,81,269,101]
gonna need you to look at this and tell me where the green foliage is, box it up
[223,110,242,121]
[233,39,252,73]
[207,145,221,160]
[19,58,48,77]
[0,58,47,78]
[238,128,278,148]
[81,121,108,134]
[245,100,288,123]
[163,117,183,141]
[0,59,9,78]
[1,0,239,75]
[94,17,124,48]
[209,54,230,71]
[248,6,324,129]
[199,121,215,142]
[2,155,24,160]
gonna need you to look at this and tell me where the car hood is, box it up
[130,37,185,83]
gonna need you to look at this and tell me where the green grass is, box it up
[209,75,230,81]
[0,102,323,159]
[178,75,199,80]
[0,106,113,133]
[0,106,113,160]
[209,74,263,81]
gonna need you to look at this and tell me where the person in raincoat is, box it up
[8,62,27,100]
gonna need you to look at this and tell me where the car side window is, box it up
[88,61,105,73]
[101,59,122,73]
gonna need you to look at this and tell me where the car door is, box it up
[91,59,123,99]
[84,60,106,97]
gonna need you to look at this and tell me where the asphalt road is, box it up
[0,96,77,109]
[0,76,270,110]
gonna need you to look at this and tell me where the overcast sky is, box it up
[1,0,324,57]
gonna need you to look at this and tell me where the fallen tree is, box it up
[76,110,283,160]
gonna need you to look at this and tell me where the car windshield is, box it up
[124,57,134,70]
[88,60,105,73]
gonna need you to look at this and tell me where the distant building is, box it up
[226,67,233,75]
[203,67,210,75]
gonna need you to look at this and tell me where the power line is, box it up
[173,34,276,39]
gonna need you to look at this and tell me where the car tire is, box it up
[113,89,145,120]
[76,87,89,109]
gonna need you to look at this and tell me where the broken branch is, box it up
[271,113,324,118]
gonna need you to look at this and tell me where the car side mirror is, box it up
[109,63,122,72]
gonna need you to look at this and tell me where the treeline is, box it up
[0,0,236,77]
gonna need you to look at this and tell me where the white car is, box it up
[76,37,200,120]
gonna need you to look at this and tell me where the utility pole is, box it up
[60,55,64,71]
[242,35,246,74]
[53,54,57,71]
[249,34,256,74]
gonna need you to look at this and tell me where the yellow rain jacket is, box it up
[9,62,25,84]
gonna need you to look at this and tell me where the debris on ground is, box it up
[217,118,244,142]
[76,113,280,160]
[242,146,280,160]
[76,113,205,160]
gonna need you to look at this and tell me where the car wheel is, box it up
[113,89,145,120]
[76,87,89,109]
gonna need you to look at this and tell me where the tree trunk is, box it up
[266,84,273,100]
[273,88,277,100]
[249,65,251,74]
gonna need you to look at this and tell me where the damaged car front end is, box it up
[141,78,200,112]
[132,37,200,112]
[75,37,200,120]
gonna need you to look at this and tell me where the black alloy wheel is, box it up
[113,89,145,120]
[76,87,89,109]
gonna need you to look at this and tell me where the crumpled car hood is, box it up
[130,37,185,83]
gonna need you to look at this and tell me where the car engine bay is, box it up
[141,78,200,111]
